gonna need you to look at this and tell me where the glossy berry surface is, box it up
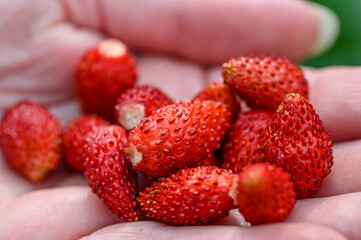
[223,55,308,111]
[84,125,139,221]
[237,163,296,225]
[75,38,137,120]
[124,100,231,178]
[0,101,62,182]
[63,115,109,171]
[222,110,272,173]
[138,166,239,225]
[194,81,240,121]
[265,93,333,198]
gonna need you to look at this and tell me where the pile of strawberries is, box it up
[0,39,333,226]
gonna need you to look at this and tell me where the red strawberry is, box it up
[63,115,109,171]
[222,110,272,173]
[237,163,296,225]
[138,166,239,225]
[84,125,139,221]
[197,154,220,167]
[124,100,232,178]
[75,38,137,120]
[194,82,240,120]
[0,101,62,182]
[222,55,308,111]
[264,93,333,198]
[115,85,173,131]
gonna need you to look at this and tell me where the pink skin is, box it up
[0,0,360,239]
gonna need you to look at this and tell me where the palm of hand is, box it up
[0,1,360,239]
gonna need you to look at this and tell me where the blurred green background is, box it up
[303,0,361,67]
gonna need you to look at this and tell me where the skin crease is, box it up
[0,0,360,239]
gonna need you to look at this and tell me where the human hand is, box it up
[1,0,360,240]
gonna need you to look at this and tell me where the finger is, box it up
[305,67,361,142]
[137,54,206,101]
[0,186,118,240]
[62,0,339,64]
[49,99,81,125]
[53,169,88,187]
[0,0,103,119]
[287,192,361,240]
[312,139,361,197]
[80,221,346,240]
[0,158,69,206]
[0,150,89,207]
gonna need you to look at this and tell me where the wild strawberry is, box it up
[115,85,173,131]
[222,110,272,174]
[138,166,239,225]
[222,55,308,111]
[197,154,220,167]
[194,82,240,120]
[63,115,109,171]
[237,163,296,225]
[264,93,333,198]
[84,125,139,221]
[124,100,231,178]
[0,101,62,182]
[75,38,137,120]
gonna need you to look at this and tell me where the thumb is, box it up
[63,0,339,64]
[80,221,346,240]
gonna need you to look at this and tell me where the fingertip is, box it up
[288,193,361,240]
[306,67,361,142]
[0,186,118,240]
[63,0,332,64]
[308,2,340,58]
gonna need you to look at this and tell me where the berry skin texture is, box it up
[264,93,333,198]
[75,38,137,120]
[63,115,109,171]
[115,85,174,131]
[194,82,240,121]
[84,125,139,221]
[138,166,239,225]
[0,101,62,182]
[222,55,308,111]
[124,99,232,178]
[237,163,296,225]
[197,154,220,167]
[222,110,273,174]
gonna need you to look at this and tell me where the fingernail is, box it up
[309,2,340,58]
